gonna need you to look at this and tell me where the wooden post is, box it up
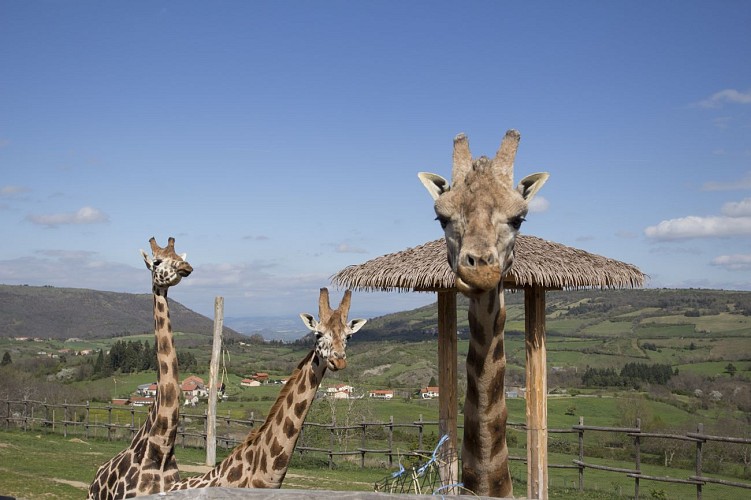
[695,423,703,500]
[525,285,548,500]
[206,296,224,466]
[437,291,458,493]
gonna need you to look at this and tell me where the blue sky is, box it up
[1,2,750,325]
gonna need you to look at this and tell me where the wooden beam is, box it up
[206,296,224,466]
[437,291,459,493]
[525,285,548,499]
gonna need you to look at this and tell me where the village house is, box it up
[181,377,208,400]
[420,386,439,399]
[368,389,394,400]
[130,396,154,407]
[240,378,261,387]
[326,384,354,399]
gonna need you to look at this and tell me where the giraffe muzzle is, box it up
[328,357,347,371]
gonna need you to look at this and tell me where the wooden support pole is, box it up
[525,285,548,500]
[206,296,224,466]
[437,291,459,493]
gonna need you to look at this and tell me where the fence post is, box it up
[130,404,136,439]
[5,400,10,429]
[418,414,424,451]
[106,404,113,440]
[329,414,335,470]
[23,399,29,431]
[695,423,703,500]
[85,401,90,439]
[44,401,50,433]
[64,401,69,438]
[634,418,641,500]
[388,416,394,467]
[179,412,185,449]
[203,410,208,450]
[578,416,584,492]
[361,415,366,468]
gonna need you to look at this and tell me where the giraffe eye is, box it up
[435,215,449,230]
[315,331,323,339]
[153,259,163,266]
[509,216,526,230]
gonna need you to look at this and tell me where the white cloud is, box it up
[334,243,368,254]
[528,196,550,213]
[722,198,751,217]
[702,172,751,191]
[644,215,751,240]
[696,88,751,108]
[26,206,109,227]
[712,254,751,271]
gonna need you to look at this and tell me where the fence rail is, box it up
[3,398,750,498]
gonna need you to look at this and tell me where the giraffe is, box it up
[418,131,548,497]
[168,288,366,491]
[88,237,193,499]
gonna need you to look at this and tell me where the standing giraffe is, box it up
[88,237,193,499]
[418,131,548,497]
[168,288,366,491]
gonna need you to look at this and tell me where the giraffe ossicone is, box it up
[419,130,548,497]
[168,287,366,491]
[88,236,192,499]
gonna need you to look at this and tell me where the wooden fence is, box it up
[3,398,750,498]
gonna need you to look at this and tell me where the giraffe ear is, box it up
[140,249,153,270]
[418,172,450,201]
[347,319,367,335]
[299,313,318,331]
[517,172,549,202]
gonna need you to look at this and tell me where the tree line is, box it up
[90,339,197,378]
[582,362,675,389]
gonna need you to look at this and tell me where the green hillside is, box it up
[0,284,240,340]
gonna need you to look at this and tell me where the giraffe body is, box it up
[88,237,192,499]
[419,131,548,497]
[169,288,365,491]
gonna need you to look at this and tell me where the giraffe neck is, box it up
[169,350,326,490]
[149,286,180,454]
[462,285,512,497]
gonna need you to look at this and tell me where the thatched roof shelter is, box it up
[330,234,645,499]
[331,234,646,292]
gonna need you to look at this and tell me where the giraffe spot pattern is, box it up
[273,451,289,472]
[227,464,242,483]
[283,417,296,439]
[270,437,283,457]
[294,400,306,419]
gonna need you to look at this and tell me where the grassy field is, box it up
[1,428,748,500]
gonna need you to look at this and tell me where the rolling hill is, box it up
[0,284,240,340]
[359,288,751,341]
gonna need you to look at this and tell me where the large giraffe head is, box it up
[419,131,548,295]
[140,236,193,288]
[300,288,366,371]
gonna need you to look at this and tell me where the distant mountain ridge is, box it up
[358,288,751,341]
[0,284,240,340]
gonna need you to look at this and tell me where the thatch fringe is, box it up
[331,236,645,293]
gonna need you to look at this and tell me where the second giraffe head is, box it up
[300,288,366,371]
[140,236,193,288]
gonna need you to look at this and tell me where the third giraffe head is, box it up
[140,236,193,288]
[300,288,366,371]
[419,130,549,295]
